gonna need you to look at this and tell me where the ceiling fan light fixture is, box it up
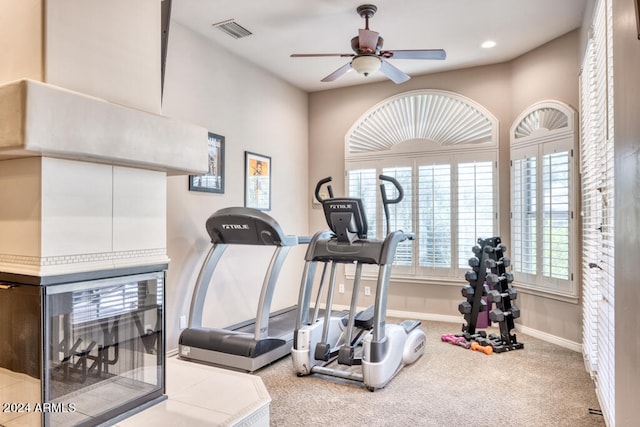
[352,55,382,76]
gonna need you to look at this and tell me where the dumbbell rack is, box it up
[458,237,491,341]
[459,237,524,353]
[483,237,524,352]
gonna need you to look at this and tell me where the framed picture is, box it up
[189,132,225,193]
[636,0,640,39]
[244,151,271,210]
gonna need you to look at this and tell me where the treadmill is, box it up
[178,207,306,372]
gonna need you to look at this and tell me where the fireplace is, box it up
[1,2,209,424]
[0,78,207,426]
[1,268,165,426]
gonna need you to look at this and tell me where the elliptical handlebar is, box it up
[379,174,403,205]
[314,176,335,203]
[379,174,403,236]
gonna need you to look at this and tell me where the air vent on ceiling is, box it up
[212,19,252,39]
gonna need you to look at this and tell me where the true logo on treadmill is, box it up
[330,204,352,209]
[222,224,250,230]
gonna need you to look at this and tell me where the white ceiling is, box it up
[171,0,588,93]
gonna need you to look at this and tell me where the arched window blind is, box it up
[345,90,499,280]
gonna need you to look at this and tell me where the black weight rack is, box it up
[459,237,524,352]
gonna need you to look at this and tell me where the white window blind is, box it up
[457,161,494,268]
[347,169,377,239]
[580,0,615,425]
[418,164,451,269]
[512,156,537,276]
[381,166,413,266]
[347,154,496,278]
[542,152,570,280]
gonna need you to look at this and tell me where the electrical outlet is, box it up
[339,283,345,294]
[364,286,371,296]
[179,315,187,329]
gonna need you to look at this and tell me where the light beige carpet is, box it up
[257,320,605,427]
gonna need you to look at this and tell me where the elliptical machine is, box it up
[292,175,426,391]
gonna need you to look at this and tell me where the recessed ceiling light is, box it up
[482,40,497,49]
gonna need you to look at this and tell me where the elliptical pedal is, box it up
[400,319,422,334]
[354,305,375,329]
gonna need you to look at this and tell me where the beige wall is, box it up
[0,0,43,82]
[308,30,583,344]
[612,0,640,424]
[0,0,163,113]
[45,0,162,113]
[161,22,309,350]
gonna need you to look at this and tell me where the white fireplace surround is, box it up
[0,79,208,278]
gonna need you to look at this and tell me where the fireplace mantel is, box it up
[0,79,208,176]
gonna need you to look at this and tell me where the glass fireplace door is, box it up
[44,271,165,427]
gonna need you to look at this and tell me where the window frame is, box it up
[345,150,499,281]
[509,101,579,301]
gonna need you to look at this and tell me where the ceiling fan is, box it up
[290,4,446,84]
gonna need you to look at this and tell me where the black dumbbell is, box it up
[464,270,478,282]
[487,289,502,303]
[472,245,482,256]
[461,285,474,298]
[489,304,521,322]
[468,257,480,268]
[484,244,507,254]
[458,299,487,314]
[487,288,518,303]
[458,301,472,314]
[485,257,511,269]
[486,273,514,287]
[486,273,500,286]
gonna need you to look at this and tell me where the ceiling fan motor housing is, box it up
[357,4,378,19]
[351,35,384,54]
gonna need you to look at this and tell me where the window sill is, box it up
[510,281,580,304]
[344,273,580,304]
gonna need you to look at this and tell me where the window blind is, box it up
[346,154,496,278]
[512,156,537,276]
[580,0,615,424]
[457,161,494,268]
[418,164,451,268]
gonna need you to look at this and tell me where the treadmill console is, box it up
[205,207,296,246]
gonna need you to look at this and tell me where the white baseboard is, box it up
[334,305,583,353]
[513,324,582,352]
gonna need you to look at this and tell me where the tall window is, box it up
[509,102,578,299]
[345,90,499,280]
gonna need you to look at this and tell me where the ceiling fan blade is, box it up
[379,59,410,84]
[321,62,352,82]
[291,53,355,58]
[382,49,447,60]
[358,28,380,53]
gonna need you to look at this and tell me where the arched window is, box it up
[345,89,499,280]
[510,100,578,300]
